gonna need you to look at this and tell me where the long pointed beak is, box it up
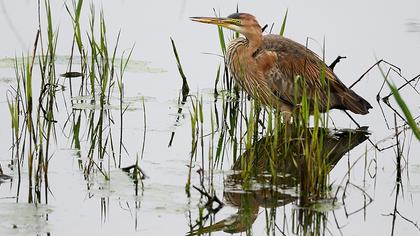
[190,16,236,27]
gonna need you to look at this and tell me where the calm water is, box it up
[1,0,420,235]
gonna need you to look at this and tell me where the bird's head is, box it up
[191,13,262,39]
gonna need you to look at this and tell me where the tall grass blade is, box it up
[279,9,288,36]
[170,37,190,97]
[387,82,420,140]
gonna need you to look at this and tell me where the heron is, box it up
[191,13,372,118]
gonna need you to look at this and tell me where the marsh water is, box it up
[1,0,420,235]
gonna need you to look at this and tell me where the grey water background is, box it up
[0,0,420,235]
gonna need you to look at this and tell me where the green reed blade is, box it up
[280,9,288,36]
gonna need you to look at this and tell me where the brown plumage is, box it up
[191,13,372,116]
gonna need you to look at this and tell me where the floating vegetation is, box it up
[0,203,53,235]
[0,77,14,84]
[0,56,166,73]
[0,165,12,182]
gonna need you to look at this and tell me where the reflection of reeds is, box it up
[292,207,328,235]
[188,124,369,235]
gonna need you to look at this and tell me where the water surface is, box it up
[0,0,420,235]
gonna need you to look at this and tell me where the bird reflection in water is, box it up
[188,127,369,235]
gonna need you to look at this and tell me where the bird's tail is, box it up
[341,89,372,115]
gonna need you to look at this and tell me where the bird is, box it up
[191,13,372,119]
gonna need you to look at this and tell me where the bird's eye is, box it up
[231,19,241,25]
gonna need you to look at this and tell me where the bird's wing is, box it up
[261,35,355,110]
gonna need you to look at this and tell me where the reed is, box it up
[385,78,420,140]
[7,0,138,204]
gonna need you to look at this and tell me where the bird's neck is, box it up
[245,33,262,56]
[227,34,262,72]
